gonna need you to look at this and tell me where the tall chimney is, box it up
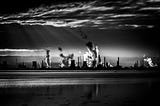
[117,57,119,67]
[104,57,106,68]
[46,49,51,68]
[77,57,80,68]
[98,55,101,64]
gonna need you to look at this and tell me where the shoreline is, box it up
[0,70,159,79]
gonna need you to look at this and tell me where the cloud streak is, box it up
[0,0,160,29]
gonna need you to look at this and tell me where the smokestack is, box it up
[104,57,106,68]
[98,55,102,64]
[79,56,82,67]
[45,49,51,68]
[134,60,139,68]
[70,60,76,69]
[137,60,139,67]
[117,57,119,67]
[32,61,37,69]
[82,61,88,69]
[41,60,45,69]
[77,57,80,68]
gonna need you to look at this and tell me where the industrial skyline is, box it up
[0,47,159,69]
[0,0,160,67]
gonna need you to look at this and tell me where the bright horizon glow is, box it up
[0,48,146,57]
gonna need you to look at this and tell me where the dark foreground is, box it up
[0,70,160,106]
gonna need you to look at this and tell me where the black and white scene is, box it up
[0,0,160,106]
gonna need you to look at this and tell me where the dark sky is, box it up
[0,0,160,57]
[0,0,90,14]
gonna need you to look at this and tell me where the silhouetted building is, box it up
[32,61,37,69]
[41,60,45,69]
[82,61,88,69]
[106,62,109,68]
[97,55,103,69]
[0,61,8,69]
[140,60,145,68]
[70,60,76,68]
[115,57,122,69]
[18,62,26,69]
[92,60,97,68]
[98,55,101,64]
[134,60,139,68]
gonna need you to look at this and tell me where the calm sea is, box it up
[0,77,160,106]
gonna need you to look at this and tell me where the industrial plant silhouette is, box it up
[0,41,159,70]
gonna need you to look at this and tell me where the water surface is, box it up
[0,78,160,106]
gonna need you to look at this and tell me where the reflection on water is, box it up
[0,78,160,106]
